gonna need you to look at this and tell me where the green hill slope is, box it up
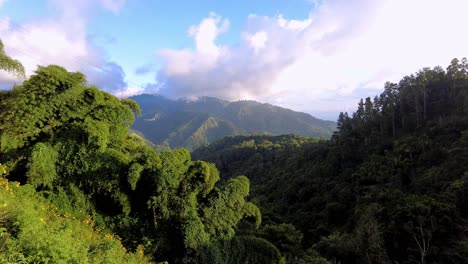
[130,95,336,150]
[132,109,245,150]
[184,98,336,135]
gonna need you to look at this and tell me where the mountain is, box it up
[130,94,336,150]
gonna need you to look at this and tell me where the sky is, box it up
[0,0,467,120]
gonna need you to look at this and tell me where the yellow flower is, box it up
[0,164,6,175]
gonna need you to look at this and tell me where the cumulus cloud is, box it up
[156,0,468,119]
[0,0,129,94]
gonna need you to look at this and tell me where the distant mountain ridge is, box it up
[130,94,336,150]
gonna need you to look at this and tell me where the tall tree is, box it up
[0,40,25,79]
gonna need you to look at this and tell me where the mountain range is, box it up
[130,94,336,150]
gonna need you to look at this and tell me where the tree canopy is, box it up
[1,36,467,263]
[194,58,468,263]
[0,62,277,263]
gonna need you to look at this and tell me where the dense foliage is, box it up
[131,95,336,150]
[0,62,284,263]
[194,58,468,263]
[0,177,149,263]
[2,36,467,263]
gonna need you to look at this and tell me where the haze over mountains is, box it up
[130,94,336,150]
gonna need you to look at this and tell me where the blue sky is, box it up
[0,0,314,84]
[89,0,314,83]
[1,0,467,120]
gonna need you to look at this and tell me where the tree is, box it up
[0,40,25,79]
[380,82,399,138]
[390,195,457,264]
[148,149,262,262]
[258,223,304,260]
[0,40,26,175]
[352,206,390,264]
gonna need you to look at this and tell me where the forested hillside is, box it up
[194,58,468,263]
[1,32,468,263]
[131,94,336,150]
[0,43,298,263]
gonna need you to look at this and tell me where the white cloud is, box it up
[114,86,145,98]
[0,18,92,74]
[188,13,229,58]
[249,31,268,52]
[156,0,468,119]
[0,0,130,94]
[99,0,126,14]
[277,15,312,31]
